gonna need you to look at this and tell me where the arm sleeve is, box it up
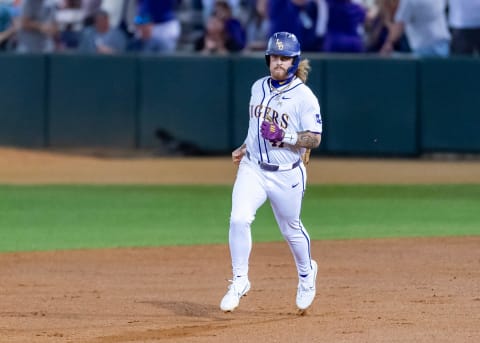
[300,91,322,134]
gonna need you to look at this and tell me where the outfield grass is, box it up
[0,185,479,252]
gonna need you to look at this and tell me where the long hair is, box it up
[295,58,311,83]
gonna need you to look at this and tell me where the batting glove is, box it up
[260,120,285,143]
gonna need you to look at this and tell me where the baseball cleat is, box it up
[296,260,318,311]
[220,276,251,312]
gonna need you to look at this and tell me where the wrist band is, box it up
[282,132,298,145]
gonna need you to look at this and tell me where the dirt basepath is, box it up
[1,147,480,184]
[0,147,479,343]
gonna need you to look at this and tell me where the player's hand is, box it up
[232,145,246,166]
[260,120,284,143]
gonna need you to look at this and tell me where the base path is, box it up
[1,147,480,184]
[0,148,479,343]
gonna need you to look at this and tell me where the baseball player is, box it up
[220,32,323,313]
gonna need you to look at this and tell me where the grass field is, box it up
[0,184,479,252]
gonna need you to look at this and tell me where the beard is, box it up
[271,67,287,80]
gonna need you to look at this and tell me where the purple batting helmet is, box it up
[265,32,301,78]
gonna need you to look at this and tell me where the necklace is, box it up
[269,77,295,106]
[269,77,295,95]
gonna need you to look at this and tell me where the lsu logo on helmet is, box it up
[275,39,284,51]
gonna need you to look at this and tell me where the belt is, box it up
[246,151,301,172]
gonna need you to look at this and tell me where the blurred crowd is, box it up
[0,0,479,57]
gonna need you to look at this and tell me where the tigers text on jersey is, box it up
[246,76,322,165]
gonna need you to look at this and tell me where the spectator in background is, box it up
[127,13,166,54]
[82,0,102,27]
[194,12,228,54]
[0,0,17,51]
[55,0,84,51]
[201,0,243,24]
[448,0,480,56]
[268,0,324,52]
[364,0,409,53]
[212,0,246,52]
[77,9,127,54]
[322,0,366,53]
[136,0,181,53]
[380,0,450,57]
[244,0,269,51]
[314,0,329,50]
[16,0,58,53]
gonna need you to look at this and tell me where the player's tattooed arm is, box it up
[294,131,321,149]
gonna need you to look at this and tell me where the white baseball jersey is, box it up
[245,76,322,165]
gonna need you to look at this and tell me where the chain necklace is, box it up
[269,77,295,95]
[269,77,295,106]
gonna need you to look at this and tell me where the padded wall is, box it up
[420,58,480,153]
[1,54,478,156]
[48,55,137,148]
[324,57,418,156]
[138,56,230,152]
[0,55,46,147]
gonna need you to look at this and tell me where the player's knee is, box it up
[229,214,252,231]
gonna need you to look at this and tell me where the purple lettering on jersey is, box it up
[280,113,289,129]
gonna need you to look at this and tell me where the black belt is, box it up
[246,151,301,172]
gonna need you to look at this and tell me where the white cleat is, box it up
[220,277,251,312]
[296,260,318,312]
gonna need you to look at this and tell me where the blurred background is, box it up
[0,0,479,158]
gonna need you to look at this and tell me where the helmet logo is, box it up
[275,38,284,50]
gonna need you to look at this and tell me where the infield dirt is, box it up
[0,147,479,343]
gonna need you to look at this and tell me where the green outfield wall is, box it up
[0,55,47,147]
[420,58,480,153]
[0,54,479,155]
[138,55,231,152]
[48,54,137,148]
[322,57,418,155]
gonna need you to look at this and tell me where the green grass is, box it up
[0,185,479,252]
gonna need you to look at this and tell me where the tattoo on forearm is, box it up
[295,131,321,149]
